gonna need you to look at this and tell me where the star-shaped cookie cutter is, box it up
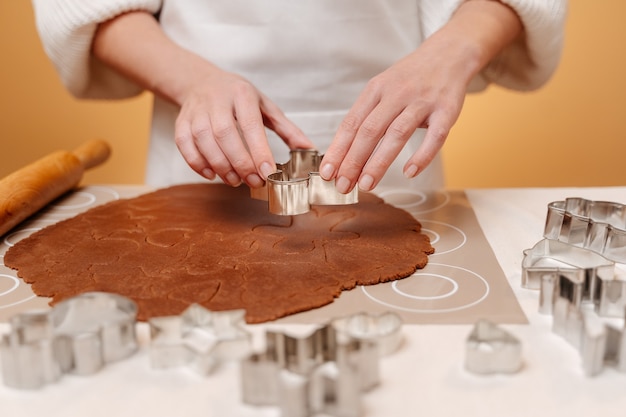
[241,312,403,417]
[0,292,138,390]
[250,149,358,215]
[148,304,252,375]
[464,319,523,375]
[544,197,626,263]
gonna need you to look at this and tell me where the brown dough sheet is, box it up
[4,184,434,323]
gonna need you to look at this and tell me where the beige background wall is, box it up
[1,2,624,189]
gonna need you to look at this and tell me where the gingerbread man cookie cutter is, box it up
[250,149,358,215]
[0,292,138,390]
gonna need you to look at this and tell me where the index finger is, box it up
[319,91,379,181]
[234,95,277,180]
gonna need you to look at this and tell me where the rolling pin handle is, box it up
[0,139,112,237]
[72,139,112,170]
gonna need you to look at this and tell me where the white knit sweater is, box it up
[32,0,568,99]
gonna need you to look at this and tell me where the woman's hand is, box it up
[93,11,314,188]
[319,0,523,193]
[174,66,314,187]
[319,38,469,194]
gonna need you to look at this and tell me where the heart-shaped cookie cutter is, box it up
[465,319,523,375]
[250,149,358,215]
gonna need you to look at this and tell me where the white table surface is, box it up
[2,186,626,417]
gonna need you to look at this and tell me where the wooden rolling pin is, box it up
[0,139,111,237]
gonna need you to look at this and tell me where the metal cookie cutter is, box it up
[544,197,626,263]
[250,149,358,215]
[465,319,523,375]
[522,239,626,318]
[0,292,138,390]
[241,325,377,417]
[521,239,626,317]
[552,297,626,377]
[241,312,401,417]
[148,304,251,375]
[331,311,403,357]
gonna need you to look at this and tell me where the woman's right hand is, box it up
[93,11,314,188]
[174,65,314,188]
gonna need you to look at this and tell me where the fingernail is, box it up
[404,164,419,179]
[225,171,242,186]
[320,163,335,180]
[335,176,351,194]
[358,174,375,191]
[246,173,264,188]
[202,168,216,180]
[260,162,275,179]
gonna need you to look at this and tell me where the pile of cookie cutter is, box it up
[250,149,358,216]
[240,311,403,417]
[148,304,252,375]
[522,197,626,376]
[1,291,406,402]
[0,292,138,389]
[464,319,523,375]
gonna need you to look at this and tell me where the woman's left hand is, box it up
[319,0,523,193]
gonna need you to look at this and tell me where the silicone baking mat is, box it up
[0,185,526,324]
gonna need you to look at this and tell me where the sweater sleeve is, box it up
[32,0,162,99]
[419,0,568,92]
